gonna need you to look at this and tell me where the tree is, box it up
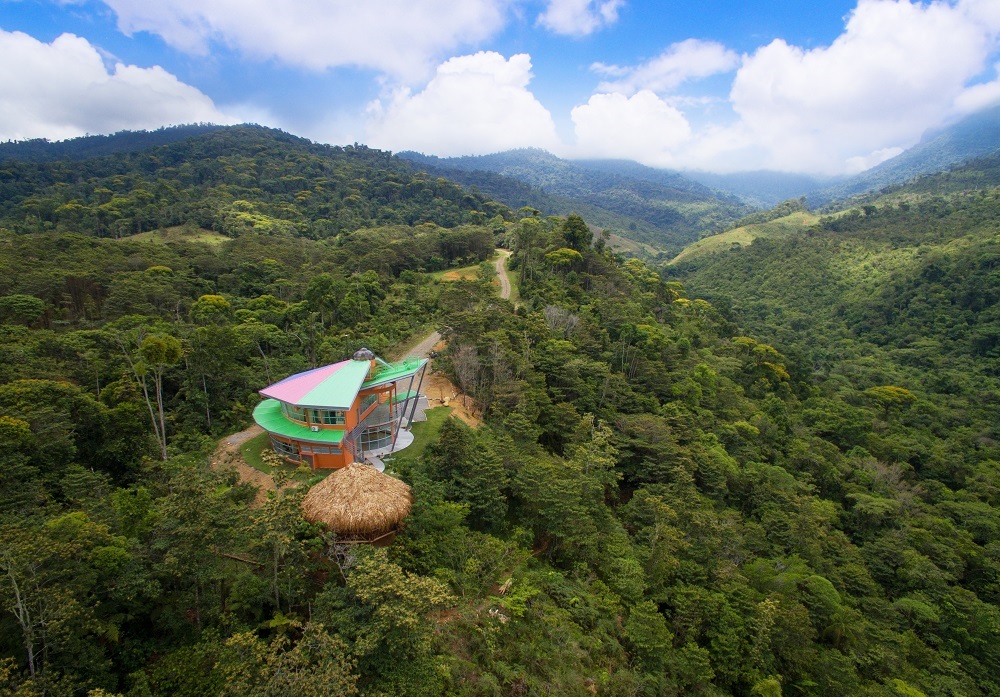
[190,294,231,325]
[217,623,359,697]
[138,334,183,460]
[0,295,46,327]
[561,214,592,252]
[864,385,916,419]
[544,248,583,273]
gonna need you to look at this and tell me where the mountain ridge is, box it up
[400,148,752,252]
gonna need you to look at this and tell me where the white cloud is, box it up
[100,0,512,81]
[953,61,1000,114]
[593,39,739,95]
[0,29,233,141]
[845,146,905,173]
[728,0,1000,172]
[537,0,624,36]
[570,90,691,165]
[365,52,560,156]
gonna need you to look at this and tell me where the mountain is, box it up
[683,170,831,208]
[667,148,1000,268]
[0,124,225,163]
[399,148,753,253]
[0,125,511,241]
[807,103,1000,206]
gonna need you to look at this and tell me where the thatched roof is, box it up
[301,463,413,537]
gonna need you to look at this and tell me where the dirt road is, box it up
[212,424,275,505]
[495,249,512,301]
[395,329,441,360]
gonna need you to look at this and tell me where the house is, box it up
[252,348,428,469]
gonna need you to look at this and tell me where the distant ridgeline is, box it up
[0,125,512,240]
[400,148,753,253]
[0,124,225,163]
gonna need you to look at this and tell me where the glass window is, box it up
[359,394,378,413]
[282,404,307,423]
[312,446,329,454]
[270,437,300,461]
[311,409,345,425]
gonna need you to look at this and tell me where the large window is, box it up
[358,426,393,451]
[311,408,346,425]
[282,404,307,423]
[270,437,300,461]
[359,393,378,414]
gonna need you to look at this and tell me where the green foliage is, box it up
[2,131,1000,697]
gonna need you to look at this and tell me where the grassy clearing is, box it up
[385,406,452,467]
[240,431,314,481]
[240,431,273,473]
[604,231,660,256]
[431,262,484,282]
[126,225,229,245]
[431,250,509,284]
[668,211,819,265]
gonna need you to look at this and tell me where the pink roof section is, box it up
[259,360,350,404]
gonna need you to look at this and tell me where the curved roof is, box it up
[301,463,413,536]
[252,400,345,444]
[260,359,368,410]
[258,356,428,410]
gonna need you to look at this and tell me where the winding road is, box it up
[395,248,513,360]
[494,248,512,302]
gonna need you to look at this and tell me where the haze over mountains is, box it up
[401,103,1000,241]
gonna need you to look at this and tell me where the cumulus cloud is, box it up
[593,39,739,95]
[570,90,690,165]
[728,0,1000,172]
[100,0,511,80]
[537,0,624,36]
[0,29,232,141]
[365,52,560,156]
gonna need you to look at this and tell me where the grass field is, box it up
[384,406,452,468]
[240,431,274,473]
[604,231,660,256]
[240,431,315,481]
[668,211,819,265]
[125,225,229,245]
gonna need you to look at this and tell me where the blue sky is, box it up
[2,0,999,173]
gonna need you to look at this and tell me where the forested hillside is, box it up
[807,105,1000,206]
[401,148,752,253]
[0,125,510,241]
[0,125,226,164]
[0,127,998,697]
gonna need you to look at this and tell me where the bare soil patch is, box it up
[211,424,276,506]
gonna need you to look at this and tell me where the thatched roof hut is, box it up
[302,463,413,542]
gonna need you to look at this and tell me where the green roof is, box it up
[252,399,346,444]
[362,357,428,388]
[259,356,428,410]
[392,390,419,403]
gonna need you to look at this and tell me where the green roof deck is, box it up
[252,399,346,445]
[363,357,428,389]
[392,390,419,403]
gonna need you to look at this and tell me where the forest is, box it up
[0,126,998,697]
